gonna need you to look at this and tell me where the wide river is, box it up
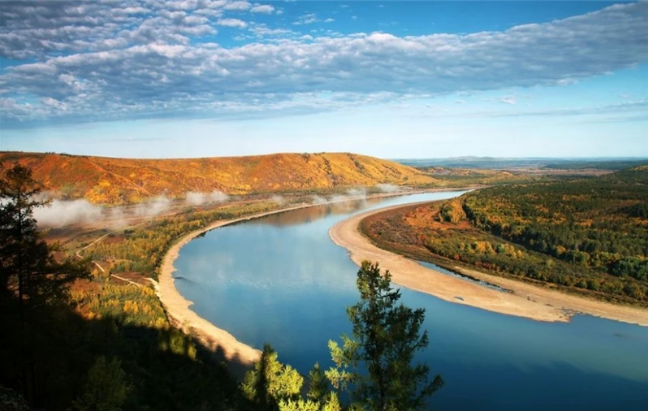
[174,192,648,411]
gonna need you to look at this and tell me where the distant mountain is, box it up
[0,152,438,204]
[393,157,648,170]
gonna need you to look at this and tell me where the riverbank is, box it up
[329,204,648,326]
[157,188,469,370]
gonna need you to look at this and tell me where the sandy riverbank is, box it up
[329,204,648,326]
[157,188,468,370]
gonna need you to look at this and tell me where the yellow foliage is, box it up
[0,152,439,204]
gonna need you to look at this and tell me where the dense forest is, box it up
[361,166,648,306]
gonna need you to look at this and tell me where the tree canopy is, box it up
[327,261,443,411]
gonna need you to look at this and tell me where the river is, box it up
[174,191,648,411]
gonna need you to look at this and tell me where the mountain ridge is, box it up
[0,151,438,204]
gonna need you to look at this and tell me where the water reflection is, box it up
[175,191,648,411]
[248,198,380,227]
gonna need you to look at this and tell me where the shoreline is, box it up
[329,204,648,327]
[156,188,468,369]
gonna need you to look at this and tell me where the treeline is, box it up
[462,169,648,283]
[361,167,648,305]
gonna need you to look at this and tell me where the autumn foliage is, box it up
[361,167,648,306]
[0,152,438,204]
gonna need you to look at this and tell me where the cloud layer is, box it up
[1,1,647,127]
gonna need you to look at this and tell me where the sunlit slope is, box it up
[0,152,438,204]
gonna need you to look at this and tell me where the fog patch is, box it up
[329,194,347,203]
[310,195,328,205]
[186,191,229,206]
[34,199,103,227]
[134,195,171,217]
[375,183,403,193]
[346,188,367,199]
[270,195,285,205]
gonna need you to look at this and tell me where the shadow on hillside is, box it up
[0,294,261,411]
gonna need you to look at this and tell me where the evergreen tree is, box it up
[0,164,88,405]
[71,356,131,411]
[326,261,443,411]
[307,363,329,403]
[0,164,87,319]
[242,344,304,410]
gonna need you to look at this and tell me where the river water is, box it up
[174,191,648,411]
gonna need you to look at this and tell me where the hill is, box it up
[0,152,438,204]
[361,167,648,306]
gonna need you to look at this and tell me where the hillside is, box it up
[0,152,438,204]
[361,167,648,306]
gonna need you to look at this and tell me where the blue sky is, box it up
[0,0,647,159]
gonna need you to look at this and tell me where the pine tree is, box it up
[0,164,87,318]
[242,344,304,410]
[0,164,88,404]
[326,261,443,411]
[71,356,131,411]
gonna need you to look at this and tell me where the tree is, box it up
[0,164,86,318]
[242,344,304,410]
[0,164,88,404]
[326,261,443,411]
[307,363,329,403]
[71,356,131,411]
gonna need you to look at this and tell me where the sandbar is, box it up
[157,189,468,370]
[329,203,648,326]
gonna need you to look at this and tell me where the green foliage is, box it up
[88,202,279,278]
[0,164,88,313]
[460,169,648,302]
[327,261,443,411]
[242,344,305,411]
[362,168,648,305]
[307,363,330,403]
[71,356,131,411]
[0,165,90,407]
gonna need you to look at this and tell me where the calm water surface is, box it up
[175,192,648,411]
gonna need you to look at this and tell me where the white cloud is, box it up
[250,5,274,14]
[224,1,251,11]
[1,1,647,128]
[294,13,318,25]
[217,18,247,28]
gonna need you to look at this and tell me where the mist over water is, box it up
[174,191,648,411]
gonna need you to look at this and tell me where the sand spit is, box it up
[158,189,468,370]
[329,204,648,327]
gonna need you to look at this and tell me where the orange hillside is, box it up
[0,152,438,204]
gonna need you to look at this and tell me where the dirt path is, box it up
[329,204,648,326]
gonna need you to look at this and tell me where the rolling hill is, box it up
[0,151,439,204]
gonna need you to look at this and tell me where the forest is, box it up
[361,166,648,306]
[1,164,442,411]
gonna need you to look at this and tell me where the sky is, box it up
[0,0,647,159]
